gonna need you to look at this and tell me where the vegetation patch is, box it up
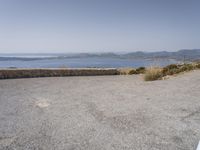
[195,63,200,69]
[118,67,146,75]
[144,67,163,81]
[144,62,200,81]
[136,67,146,74]
[118,68,137,75]
[128,69,137,75]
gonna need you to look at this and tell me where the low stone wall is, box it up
[0,68,120,79]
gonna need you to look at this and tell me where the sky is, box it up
[0,0,200,53]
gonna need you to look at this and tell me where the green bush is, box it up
[186,64,195,70]
[136,67,146,74]
[180,64,194,72]
[166,64,179,70]
[196,63,200,69]
[128,69,137,75]
[162,64,179,75]
[162,63,196,76]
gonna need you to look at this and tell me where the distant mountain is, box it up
[59,49,200,61]
[60,52,118,58]
[172,49,200,60]
[0,49,200,61]
[0,57,42,61]
[122,49,200,61]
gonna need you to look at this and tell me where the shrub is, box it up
[118,68,137,75]
[144,67,163,81]
[144,62,200,81]
[195,63,200,69]
[179,64,194,72]
[136,67,146,74]
[128,69,137,75]
[185,64,194,70]
[162,63,196,76]
[162,64,179,75]
[166,64,179,70]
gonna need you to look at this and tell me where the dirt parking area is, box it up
[0,70,200,150]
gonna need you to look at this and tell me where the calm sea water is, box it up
[0,55,179,68]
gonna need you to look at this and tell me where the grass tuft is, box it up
[144,67,163,81]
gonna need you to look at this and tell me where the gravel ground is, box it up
[0,70,200,150]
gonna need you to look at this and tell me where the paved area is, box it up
[0,70,200,150]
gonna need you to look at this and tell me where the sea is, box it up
[0,54,179,68]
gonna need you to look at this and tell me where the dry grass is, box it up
[118,68,137,75]
[144,67,163,81]
[144,62,200,81]
[118,67,146,75]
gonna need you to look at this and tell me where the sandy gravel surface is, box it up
[0,70,200,150]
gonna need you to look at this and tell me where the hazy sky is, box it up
[0,0,200,53]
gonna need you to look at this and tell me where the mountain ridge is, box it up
[0,49,200,61]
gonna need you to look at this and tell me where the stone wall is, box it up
[0,68,120,79]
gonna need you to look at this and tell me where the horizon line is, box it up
[0,49,200,54]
